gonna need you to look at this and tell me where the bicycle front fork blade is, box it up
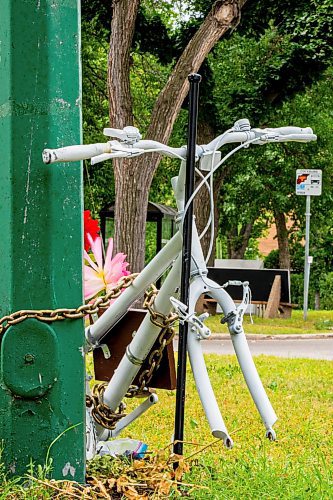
[230,330,277,438]
[188,278,277,445]
[187,332,234,449]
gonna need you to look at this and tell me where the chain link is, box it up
[0,277,179,431]
[0,273,138,339]
[126,284,178,398]
[87,285,179,427]
[86,383,126,430]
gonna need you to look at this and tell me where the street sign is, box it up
[296,169,322,196]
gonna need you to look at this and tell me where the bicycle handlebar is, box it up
[42,122,317,165]
[252,126,316,144]
[42,143,113,164]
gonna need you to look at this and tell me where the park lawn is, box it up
[1,355,332,498]
[124,354,333,498]
[205,309,333,335]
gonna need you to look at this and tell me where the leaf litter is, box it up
[27,442,217,499]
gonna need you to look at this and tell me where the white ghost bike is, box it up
[43,119,316,455]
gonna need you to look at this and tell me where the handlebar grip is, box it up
[264,126,314,136]
[253,126,317,144]
[42,143,111,164]
[268,127,317,143]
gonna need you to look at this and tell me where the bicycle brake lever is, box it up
[91,143,145,165]
[91,151,126,165]
[103,126,142,144]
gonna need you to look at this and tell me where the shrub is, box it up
[319,272,333,310]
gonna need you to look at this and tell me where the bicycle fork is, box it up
[187,275,277,443]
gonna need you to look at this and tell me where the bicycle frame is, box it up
[86,160,277,447]
[42,119,316,454]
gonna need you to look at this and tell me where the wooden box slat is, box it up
[93,309,177,390]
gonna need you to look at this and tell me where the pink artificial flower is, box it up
[84,234,130,301]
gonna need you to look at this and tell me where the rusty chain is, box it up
[126,284,179,398]
[86,383,127,430]
[86,285,179,428]
[0,277,179,431]
[0,273,138,339]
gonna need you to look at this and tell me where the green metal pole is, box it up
[0,0,85,481]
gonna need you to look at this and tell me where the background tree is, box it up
[81,0,333,285]
[107,0,248,272]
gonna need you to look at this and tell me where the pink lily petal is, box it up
[84,280,105,300]
[84,249,99,273]
[105,254,129,282]
[84,265,101,279]
[83,265,105,299]
[88,234,103,269]
[105,261,125,284]
[83,232,131,301]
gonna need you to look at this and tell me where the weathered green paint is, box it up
[0,0,85,481]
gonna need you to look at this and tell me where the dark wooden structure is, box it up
[100,201,177,255]
[93,309,177,390]
[196,268,297,318]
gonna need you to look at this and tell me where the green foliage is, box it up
[81,20,113,216]
[319,272,333,310]
[241,0,333,84]
[81,1,333,272]
[290,273,307,308]
[2,355,333,497]
[130,52,172,134]
[289,272,333,311]
[212,54,333,262]
[264,249,280,269]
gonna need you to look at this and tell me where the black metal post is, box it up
[173,73,201,457]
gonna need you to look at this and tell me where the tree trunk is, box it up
[108,0,248,271]
[113,154,158,273]
[227,222,253,259]
[315,290,320,310]
[274,211,291,269]
[108,0,140,129]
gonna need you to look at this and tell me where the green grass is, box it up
[1,355,332,498]
[126,355,333,498]
[205,309,333,335]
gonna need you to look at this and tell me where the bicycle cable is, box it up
[181,136,261,236]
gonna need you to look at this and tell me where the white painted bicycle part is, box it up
[103,126,142,144]
[187,279,233,447]
[101,256,182,412]
[170,297,211,339]
[86,407,97,460]
[252,126,316,144]
[203,277,278,434]
[266,427,277,441]
[86,230,182,346]
[42,142,113,164]
[97,393,159,441]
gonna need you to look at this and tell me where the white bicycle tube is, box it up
[188,277,233,447]
[87,230,182,344]
[102,255,182,411]
[202,277,278,431]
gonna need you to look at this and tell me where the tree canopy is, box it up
[81,0,333,296]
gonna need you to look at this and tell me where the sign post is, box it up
[295,169,322,320]
[0,0,85,480]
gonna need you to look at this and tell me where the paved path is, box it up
[174,337,333,360]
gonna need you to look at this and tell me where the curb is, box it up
[207,333,333,340]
